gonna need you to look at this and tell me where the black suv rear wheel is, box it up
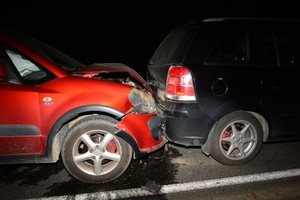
[210,111,263,166]
[61,115,132,183]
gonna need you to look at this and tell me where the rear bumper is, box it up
[115,113,167,159]
[160,101,215,146]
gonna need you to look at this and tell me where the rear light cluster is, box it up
[166,66,196,101]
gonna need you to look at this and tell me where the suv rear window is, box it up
[149,23,200,65]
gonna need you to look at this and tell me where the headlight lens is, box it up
[128,88,156,114]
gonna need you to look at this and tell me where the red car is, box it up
[0,27,166,183]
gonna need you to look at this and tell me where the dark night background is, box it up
[1,0,300,78]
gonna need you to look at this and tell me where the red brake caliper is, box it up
[107,141,116,153]
[221,131,230,145]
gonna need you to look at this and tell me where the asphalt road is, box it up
[0,141,300,200]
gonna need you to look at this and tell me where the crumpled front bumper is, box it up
[115,113,167,159]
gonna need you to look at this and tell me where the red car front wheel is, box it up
[61,115,132,183]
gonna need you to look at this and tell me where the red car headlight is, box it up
[128,88,156,114]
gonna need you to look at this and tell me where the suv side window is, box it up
[259,29,277,65]
[273,26,300,66]
[206,29,251,64]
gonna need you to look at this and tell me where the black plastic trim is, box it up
[116,130,148,159]
[165,109,189,118]
[148,116,162,141]
[0,125,39,136]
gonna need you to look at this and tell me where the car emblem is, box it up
[42,97,53,106]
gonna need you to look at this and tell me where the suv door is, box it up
[260,25,300,140]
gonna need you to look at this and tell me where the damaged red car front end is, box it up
[74,63,167,158]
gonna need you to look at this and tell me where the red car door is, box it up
[0,83,43,155]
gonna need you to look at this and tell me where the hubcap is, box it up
[219,120,257,160]
[72,130,122,176]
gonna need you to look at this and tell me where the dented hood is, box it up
[73,63,152,92]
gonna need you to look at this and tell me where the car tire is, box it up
[210,111,263,166]
[61,115,132,183]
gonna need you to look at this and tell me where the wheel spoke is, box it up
[230,123,238,137]
[226,144,236,156]
[93,157,103,175]
[240,124,250,137]
[80,133,96,149]
[238,146,245,157]
[222,136,233,143]
[99,133,114,149]
[102,151,121,161]
[74,152,93,163]
[243,137,256,144]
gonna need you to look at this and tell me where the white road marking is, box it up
[27,168,300,200]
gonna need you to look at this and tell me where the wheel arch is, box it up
[46,105,126,162]
[206,97,269,142]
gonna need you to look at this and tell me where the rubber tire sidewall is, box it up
[61,115,132,183]
[210,111,263,166]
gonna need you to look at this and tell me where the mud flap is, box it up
[201,121,217,156]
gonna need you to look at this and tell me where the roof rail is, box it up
[202,17,299,23]
[202,18,228,22]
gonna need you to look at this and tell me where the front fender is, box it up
[115,113,167,159]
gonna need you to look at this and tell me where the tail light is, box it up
[166,66,196,101]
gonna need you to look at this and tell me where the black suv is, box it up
[147,18,300,165]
